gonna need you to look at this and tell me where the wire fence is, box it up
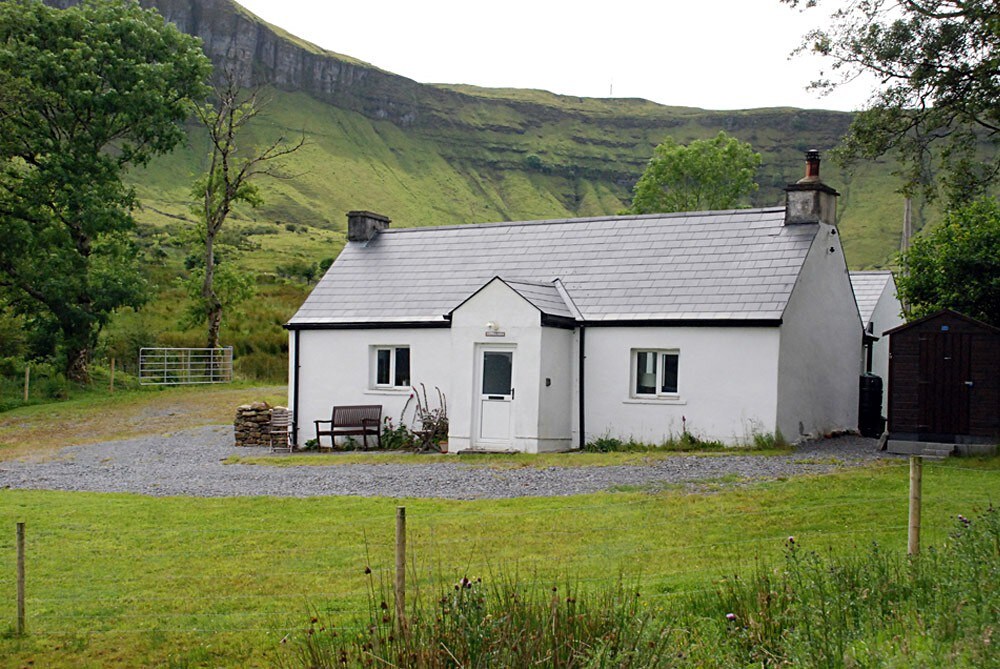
[1,461,997,641]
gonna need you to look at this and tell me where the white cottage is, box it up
[287,152,861,451]
[849,270,904,411]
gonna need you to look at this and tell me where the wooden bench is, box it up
[314,405,382,450]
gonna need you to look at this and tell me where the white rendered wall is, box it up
[584,326,781,445]
[776,223,862,440]
[537,326,574,451]
[289,328,451,447]
[871,278,904,414]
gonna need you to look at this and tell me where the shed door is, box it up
[918,333,972,436]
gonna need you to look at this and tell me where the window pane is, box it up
[394,347,410,387]
[661,353,679,393]
[482,351,513,395]
[635,351,657,395]
[376,349,390,385]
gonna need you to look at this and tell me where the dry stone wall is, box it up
[234,402,282,448]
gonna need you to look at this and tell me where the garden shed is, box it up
[886,310,1000,456]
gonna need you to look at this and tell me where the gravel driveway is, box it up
[0,426,893,499]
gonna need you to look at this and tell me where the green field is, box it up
[0,386,997,667]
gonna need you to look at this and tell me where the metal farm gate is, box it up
[139,347,234,385]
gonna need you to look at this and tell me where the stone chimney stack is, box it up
[347,210,390,242]
[784,150,839,226]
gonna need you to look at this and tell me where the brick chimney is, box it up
[784,150,839,226]
[347,211,390,242]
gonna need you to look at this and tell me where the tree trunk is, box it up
[56,295,95,385]
[65,343,90,385]
[202,230,222,349]
[206,304,223,350]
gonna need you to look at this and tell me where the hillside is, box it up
[46,0,914,271]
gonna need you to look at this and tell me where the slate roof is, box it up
[289,208,820,326]
[849,271,895,325]
[500,279,576,319]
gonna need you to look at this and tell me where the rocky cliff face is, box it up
[45,0,432,126]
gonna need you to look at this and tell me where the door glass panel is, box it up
[482,351,513,395]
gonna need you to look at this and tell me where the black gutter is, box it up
[284,321,451,331]
[292,329,301,445]
[540,314,578,330]
[578,325,586,450]
[584,318,782,328]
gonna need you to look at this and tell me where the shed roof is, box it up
[884,308,1000,336]
[849,270,895,325]
[289,208,819,327]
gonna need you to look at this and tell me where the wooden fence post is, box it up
[109,357,115,393]
[395,506,406,635]
[16,522,25,636]
[908,456,922,556]
[23,365,29,402]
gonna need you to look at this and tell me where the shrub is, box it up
[381,416,414,450]
[584,429,725,452]
[279,575,667,669]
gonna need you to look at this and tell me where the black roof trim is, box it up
[284,321,450,331]
[583,318,782,328]
[541,314,578,330]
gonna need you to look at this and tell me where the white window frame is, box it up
[630,349,680,399]
[370,345,411,389]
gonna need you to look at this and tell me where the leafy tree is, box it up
[190,75,304,349]
[627,131,762,214]
[896,197,1000,325]
[785,0,1000,206]
[0,0,210,382]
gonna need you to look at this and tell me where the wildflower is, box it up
[726,613,737,622]
[787,536,795,545]
[958,514,971,526]
[364,565,372,574]
[310,616,318,624]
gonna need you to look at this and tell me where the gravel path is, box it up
[0,426,896,499]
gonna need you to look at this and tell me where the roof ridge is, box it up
[502,277,556,287]
[378,207,785,234]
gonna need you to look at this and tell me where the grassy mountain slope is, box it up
[132,86,908,272]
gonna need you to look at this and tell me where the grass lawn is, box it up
[223,447,796,469]
[0,385,997,666]
[0,460,997,667]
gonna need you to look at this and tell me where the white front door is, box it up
[477,347,514,448]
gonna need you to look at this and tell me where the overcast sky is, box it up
[237,0,873,112]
